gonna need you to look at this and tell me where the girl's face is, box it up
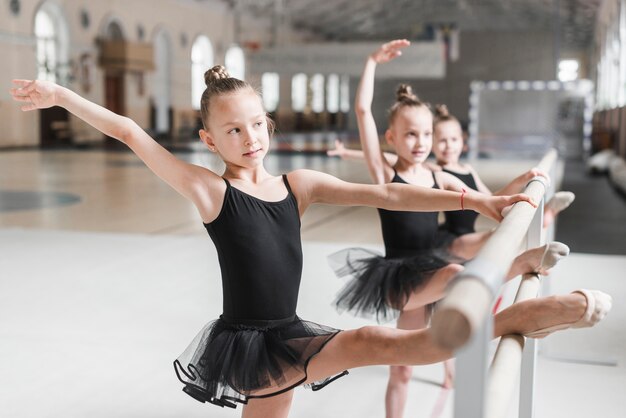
[386,106,433,164]
[433,120,464,164]
[200,89,270,168]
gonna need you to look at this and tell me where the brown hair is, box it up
[200,65,275,135]
[433,104,460,128]
[387,84,430,124]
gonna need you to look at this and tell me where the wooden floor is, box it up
[0,148,624,418]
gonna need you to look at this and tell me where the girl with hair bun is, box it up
[431,103,575,236]
[328,40,578,417]
[10,64,610,418]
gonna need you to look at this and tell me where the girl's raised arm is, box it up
[10,80,222,216]
[288,169,534,222]
[355,40,410,184]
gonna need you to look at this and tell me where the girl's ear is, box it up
[384,129,394,145]
[199,129,217,152]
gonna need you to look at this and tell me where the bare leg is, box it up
[448,230,493,260]
[385,307,428,418]
[442,359,455,389]
[543,191,575,228]
[402,264,464,311]
[303,292,589,386]
[242,390,294,418]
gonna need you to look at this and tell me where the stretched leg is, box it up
[385,307,428,418]
[442,359,455,389]
[304,291,592,385]
[448,230,493,260]
[506,242,569,280]
[242,390,294,418]
[543,191,575,228]
[402,264,464,311]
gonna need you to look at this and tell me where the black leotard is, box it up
[377,171,440,258]
[441,168,479,235]
[330,170,451,321]
[204,175,302,321]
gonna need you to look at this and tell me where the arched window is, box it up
[153,29,172,134]
[225,45,245,80]
[291,73,307,112]
[326,74,339,113]
[34,2,70,84]
[191,36,213,110]
[262,72,279,112]
[340,75,350,112]
[310,73,324,113]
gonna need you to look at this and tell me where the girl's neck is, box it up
[394,158,429,175]
[223,164,272,184]
[438,160,465,172]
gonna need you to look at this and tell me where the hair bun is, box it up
[435,104,450,118]
[204,65,231,86]
[396,84,419,102]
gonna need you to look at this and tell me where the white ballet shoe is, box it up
[545,191,575,213]
[525,289,613,338]
[501,191,575,219]
[534,242,569,275]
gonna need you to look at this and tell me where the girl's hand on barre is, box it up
[469,193,537,222]
[10,79,59,111]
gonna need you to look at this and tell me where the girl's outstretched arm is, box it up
[10,80,223,219]
[327,139,399,165]
[288,169,534,222]
[355,40,410,184]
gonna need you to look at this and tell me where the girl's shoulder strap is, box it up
[431,170,440,189]
[282,173,294,194]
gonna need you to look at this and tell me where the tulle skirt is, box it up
[174,315,347,408]
[329,247,453,322]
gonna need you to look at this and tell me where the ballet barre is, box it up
[431,148,558,418]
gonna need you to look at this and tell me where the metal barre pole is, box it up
[431,149,557,350]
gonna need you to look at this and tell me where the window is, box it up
[558,60,579,82]
[326,74,339,113]
[191,36,213,109]
[262,72,279,112]
[310,73,324,113]
[340,75,350,112]
[35,9,56,82]
[291,73,307,112]
[225,45,245,80]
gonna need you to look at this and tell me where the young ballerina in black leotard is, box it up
[431,104,575,237]
[10,67,611,418]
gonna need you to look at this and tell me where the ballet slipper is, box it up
[502,191,575,219]
[534,242,569,275]
[525,289,612,338]
[545,191,575,214]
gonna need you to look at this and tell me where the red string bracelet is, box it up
[460,188,467,210]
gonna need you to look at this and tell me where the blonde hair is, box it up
[200,65,275,135]
[387,84,431,124]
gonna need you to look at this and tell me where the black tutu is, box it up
[174,315,347,408]
[329,247,453,322]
